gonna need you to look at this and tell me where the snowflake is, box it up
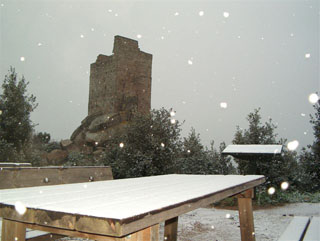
[267,187,276,195]
[308,93,319,104]
[223,12,229,18]
[220,102,228,109]
[287,140,299,151]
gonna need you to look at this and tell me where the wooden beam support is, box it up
[237,189,255,241]
[24,223,124,241]
[24,223,159,241]
[1,219,26,241]
[126,225,159,241]
[164,217,178,241]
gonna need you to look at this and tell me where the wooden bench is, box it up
[278,216,320,241]
[0,166,113,241]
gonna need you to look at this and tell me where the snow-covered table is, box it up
[0,174,265,241]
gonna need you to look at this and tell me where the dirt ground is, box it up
[172,203,320,241]
[61,203,320,241]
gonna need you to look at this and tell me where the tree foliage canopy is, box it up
[233,108,279,145]
[299,99,320,192]
[0,67,37,160]
[232,108,297,186]
[102,108,183,178]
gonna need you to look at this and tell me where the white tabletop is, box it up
[0,174,264,221]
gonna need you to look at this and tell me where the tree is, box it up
[207,141,237,175]
[0,67,37,160]
[310,98,320,156]
[177,128,208,174]
[102,108,183,178]
[299,98,320,192]
[232,108,297,186]
[233,108,278,145]
[33,132,51,145]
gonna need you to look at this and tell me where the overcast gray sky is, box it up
[0,0,319,151]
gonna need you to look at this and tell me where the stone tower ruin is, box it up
[88,35,152,116]
[69,36,152,151]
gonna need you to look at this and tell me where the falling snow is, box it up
[199,11,204,16]
[308,93,319,104]
[119,142,124,148]
[280,181,289,190]
[220,102,228,109]
[20,56,25,61]
[188,59,193,65]
[223,12,230,18]
[287,140,299,151]
[137,34,142,39]
[15,201,27,215]
[305,53,311,59]
[267,187,276,195]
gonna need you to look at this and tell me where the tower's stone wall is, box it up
[88,35,152,116]
[70,36,153,150]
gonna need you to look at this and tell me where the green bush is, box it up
[44,141,61,152]
[65,152,94,166]
[102,108,183,178]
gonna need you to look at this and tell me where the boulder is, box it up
[47,149,68,165]
[60,139,73,149]
[88,113,112,131]
[80,145,93,155]
[66,144,81,153]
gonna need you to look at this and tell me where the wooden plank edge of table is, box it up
[0,176,265,237]
[1,219,159,241]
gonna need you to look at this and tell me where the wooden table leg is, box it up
[1,219,26,241]
[127,224,159,241]
[164,217,178,241]
[237,189,255,241]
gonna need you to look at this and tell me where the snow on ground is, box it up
[173,203,320,241]
[61,203,319,241]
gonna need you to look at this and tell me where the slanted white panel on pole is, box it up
[223,145,282,155]
[222,144,283,159]
[278,216,310,241]
[303,217,320,241]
